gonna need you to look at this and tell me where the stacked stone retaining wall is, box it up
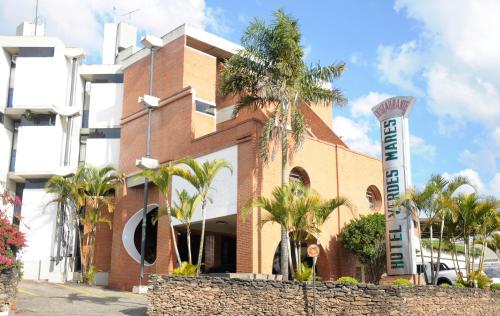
[0,269,18,315]
[148,275,499,315]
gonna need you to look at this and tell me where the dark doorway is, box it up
[133,208,158,264]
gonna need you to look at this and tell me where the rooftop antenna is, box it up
[121,9,140,22]
[34,0,39,36]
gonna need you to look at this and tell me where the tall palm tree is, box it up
[137,162,192,267]
[177,157,232,275]
[221,9,347,279]
[171,190,203,264]
[79,165,120,276]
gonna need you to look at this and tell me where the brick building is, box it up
[96,24,385,290]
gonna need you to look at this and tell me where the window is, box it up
[289,167,310,186]
[25,179,48,189]
[78,136,87,165]
[20,113,56,126]
[88,128,120,139]
[9,122,19,171]
[18,47,54,57]
[89,74,123,83]
[195,100,215,116]
[366,185,381,210]
[13,183,24,225]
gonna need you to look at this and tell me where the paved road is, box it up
[12,280,147,316]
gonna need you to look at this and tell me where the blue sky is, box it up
[1,0,498,196]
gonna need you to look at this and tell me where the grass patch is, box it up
[421,239,481,256]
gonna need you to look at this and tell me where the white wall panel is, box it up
[171,145,237,224]
[19,188,57,261]
[15,124,62,172]
[0,123,12,182]
[13,51,68,107]
[0,49,10,107]
[88,83,123,128]
[85,138,120,168]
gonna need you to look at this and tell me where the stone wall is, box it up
[0,269,18,314]
[148,275,499,316]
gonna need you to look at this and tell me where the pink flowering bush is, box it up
[0,190,25,272]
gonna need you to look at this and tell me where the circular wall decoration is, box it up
[122,204,159,266]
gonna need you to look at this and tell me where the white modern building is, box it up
[0,21,134,283]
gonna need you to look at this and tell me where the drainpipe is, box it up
[63,57,78,166]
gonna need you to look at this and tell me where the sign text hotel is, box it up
[372,97,417,276]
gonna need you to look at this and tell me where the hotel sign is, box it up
[372,97,417,276]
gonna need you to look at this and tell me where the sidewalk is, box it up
[12,280,146,316]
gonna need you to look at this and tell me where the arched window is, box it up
[366,185,382,210]
[289,167,310,186]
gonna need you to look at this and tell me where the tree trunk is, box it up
[434,216,445,285]
[187,227,192,265]
[429,224,435,284]
[77,219,85,280]
[294,241,300,274]
[464,236,470,280]
[167,207,181,267]
[280,125,289,280]
[196,200,207,275]
[471,236,476,272]
[479,239,487,272]
[287,234,294,279]
[417,219,429,284]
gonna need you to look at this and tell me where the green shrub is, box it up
[295,262,313,281]
[83,265,96,283]
[454,282,466,289]
[469,271,491,289]
[490,283,500,290]
[336,276,358,285]
[171,262,198,276]
[440,283,451,288]
[392,278,413,286]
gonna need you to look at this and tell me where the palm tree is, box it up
[244,181,350,278]
[396,187,433,283]
[427,175,469,285]
[79,165,120,277]
[177,157,232,275]
[450,193,499,285]
[137,162,192,267]
[475,200,499,271]
[221,9,347,279]
[171,190,203,264]
[45,172,85,277]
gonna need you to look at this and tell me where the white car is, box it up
[417,262,458,285]
[483,263,500,284]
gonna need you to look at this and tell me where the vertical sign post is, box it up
[372,97,417,276]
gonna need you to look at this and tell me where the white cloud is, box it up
[425,65,500,125]
[442,169,484,195]
[348,52,367,66]
[377,1,500,126]
[489,174,500,198]
[349,91,393,118]
[442,169,500,198]
[394,0,500,73]
[332,116,380,157]
[0,0,226,55]
[410,135,436,161]
[376,41,424,95]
